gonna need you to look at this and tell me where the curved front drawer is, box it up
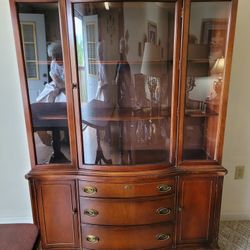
[79,179,175,198]
[80,196,175,225]
[82,223,173,250]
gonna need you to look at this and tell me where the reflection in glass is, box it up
[73,2,175,165]
[17,3,71,164]
[25,44,36,61]
[183,1,230,160]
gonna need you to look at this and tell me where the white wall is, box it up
[221,0,250,220]
[124,2,170,75]
[0,0,249,222]
[0,0,33,223]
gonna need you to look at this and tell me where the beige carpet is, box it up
[219,221,250,250]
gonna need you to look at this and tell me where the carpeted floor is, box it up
[219,221,250,250]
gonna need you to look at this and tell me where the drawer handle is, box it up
[83,186,97,194]
[156,207,171,215]
[156,233,170,241]
[86,235,99,244]
[84,209,99,217]
[157,184,172,193]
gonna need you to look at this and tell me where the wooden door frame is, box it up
[176,0,238,166]
[67,0,182,170]
[9,0,78,169]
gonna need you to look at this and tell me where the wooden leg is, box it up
[50,129,69,163]
[95,129,112,165]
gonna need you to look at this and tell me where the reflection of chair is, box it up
[134,74,149,108]
[82,99,114,165]
[95,129,112,165]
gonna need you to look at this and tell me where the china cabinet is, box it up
[10,0,237,249]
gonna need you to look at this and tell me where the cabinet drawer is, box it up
[82,223,173,250]
[80,196,175,225]
[79,179,175,198]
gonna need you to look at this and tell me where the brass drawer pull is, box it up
[157,184,172,193]
[86,235,99,243]
[83,186,97,194]
[156,233,170,241]
[84,209,99,217]
[156,207,171,215]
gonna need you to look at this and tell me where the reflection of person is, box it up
[95,41,108,101]
[36,42,66,147]
[36,42,66,102]
[114,37,135,108]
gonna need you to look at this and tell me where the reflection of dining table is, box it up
[31,102,69,163]
[82,101,170,123]
[81,99,170,165]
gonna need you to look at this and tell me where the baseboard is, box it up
[0,216,33,224]
[221,211,250,221]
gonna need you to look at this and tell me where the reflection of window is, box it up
[74,14,88,102]
[21,22,39,79]
[74,15,85,67]
[86,23,97,76]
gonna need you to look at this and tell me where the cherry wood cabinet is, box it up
[10,0,238,249]
[177,176,217,245]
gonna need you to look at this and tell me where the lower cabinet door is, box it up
[36,180,79,248]
[177,176,216,245]
[82,223,173,249]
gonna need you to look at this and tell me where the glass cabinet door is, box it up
[181,1,231,161]
[73,2,177,165]
[16,2,72,165]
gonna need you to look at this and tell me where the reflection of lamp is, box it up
[141,42,162,104]
[211,57,224,76]
[211,57,225,98]
[104,2,110,10]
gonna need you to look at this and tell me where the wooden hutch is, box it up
[10,0,238,249]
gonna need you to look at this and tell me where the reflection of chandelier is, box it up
[186,76,196,93]
[141,42,162,106]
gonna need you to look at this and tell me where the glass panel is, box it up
[17,3,71,165]
[73,2,176,165]
[25,44,36,60]
[183,1,231,161]
[26,61,38,78]
[22,23,34,42]
[21,22,39,80]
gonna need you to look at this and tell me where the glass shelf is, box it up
[185,110,218,118]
